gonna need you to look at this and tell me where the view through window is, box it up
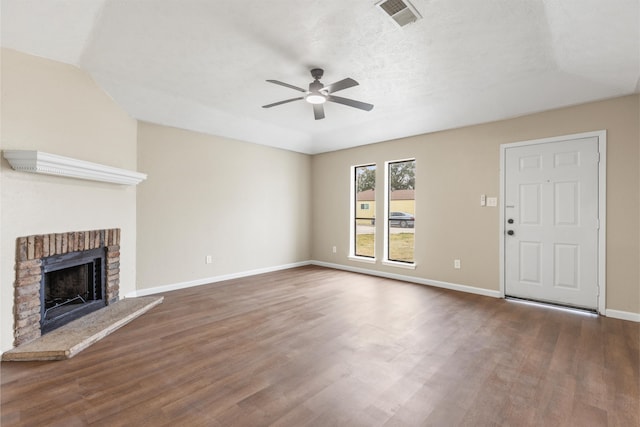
[387,160,415,263]
[354,164,375,258]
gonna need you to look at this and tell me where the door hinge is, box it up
[597,152,601,163]
[596,218,600,229]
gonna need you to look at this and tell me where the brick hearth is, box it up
[13,229,121,347]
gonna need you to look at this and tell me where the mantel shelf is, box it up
[2,150,147,185]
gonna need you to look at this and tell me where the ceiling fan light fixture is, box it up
[306,93,327,104]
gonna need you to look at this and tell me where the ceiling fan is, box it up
[262,68,374,120]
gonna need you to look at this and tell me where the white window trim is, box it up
[384,158,416,268]
[382,259,417,269]
[349,255,377,264]
[350,163,377,262]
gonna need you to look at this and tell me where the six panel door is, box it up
[504,137,599,309]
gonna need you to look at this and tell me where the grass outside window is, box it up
[357,233,414,262]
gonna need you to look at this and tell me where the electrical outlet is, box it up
[454,259,461,269]
[205,255,212,264]
[332,246,337,254]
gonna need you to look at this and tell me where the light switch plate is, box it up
[487,197,498,207]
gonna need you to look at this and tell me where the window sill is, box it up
[348,255,376,264]
[382,260,416,270]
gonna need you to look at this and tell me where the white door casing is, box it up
[500,132,606,311]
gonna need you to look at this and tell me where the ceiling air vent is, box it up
[376,0,422,27]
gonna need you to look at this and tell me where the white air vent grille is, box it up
[376,0,422,27]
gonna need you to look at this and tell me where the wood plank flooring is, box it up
[2,266,638,426]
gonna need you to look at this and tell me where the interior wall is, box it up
[311,95,640,316]
[0,49,138,352]
[1,48,636,357]
[136,122,311,291]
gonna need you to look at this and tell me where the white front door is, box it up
[504,136,600,309]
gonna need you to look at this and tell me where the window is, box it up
[385,159,415,264]
[352,164,376,259]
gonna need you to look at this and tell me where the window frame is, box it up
[383,158,417,269]
[349,163,377,263]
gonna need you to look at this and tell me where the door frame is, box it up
[499,130,607,314]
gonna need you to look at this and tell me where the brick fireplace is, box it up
[13,229,121,347]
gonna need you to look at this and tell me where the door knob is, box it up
[507,218,514,224]
[507,230,515,236]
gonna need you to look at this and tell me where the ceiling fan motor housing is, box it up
[309,80,324,92]
[310,68,324,80]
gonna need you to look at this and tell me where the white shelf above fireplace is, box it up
[3,150,147,185]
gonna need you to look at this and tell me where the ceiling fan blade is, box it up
[313,104,325,120]
[323,78,358,94]
[262,97,304,108]
[327,95,374,111]
[266,80,307,92]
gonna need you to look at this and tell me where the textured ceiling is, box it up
[2,0,639,154]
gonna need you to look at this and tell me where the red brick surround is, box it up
[13,229,121,347]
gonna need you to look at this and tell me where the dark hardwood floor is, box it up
[2,266,638,426]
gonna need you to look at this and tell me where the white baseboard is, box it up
[605,309,640,322]
[126,261,311,298]
[125,260,638,323]
[310,260,502,299]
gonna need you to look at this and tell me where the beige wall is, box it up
[136,122,311,290]
[0,49,139,352]
[312,95,640,315]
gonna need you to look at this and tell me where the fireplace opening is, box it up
[41,248,106,334]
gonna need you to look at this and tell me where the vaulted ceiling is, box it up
[2,0,639,154]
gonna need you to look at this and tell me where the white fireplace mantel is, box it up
[2,150,147,185]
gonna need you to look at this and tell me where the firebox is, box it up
[40,248,106,334]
